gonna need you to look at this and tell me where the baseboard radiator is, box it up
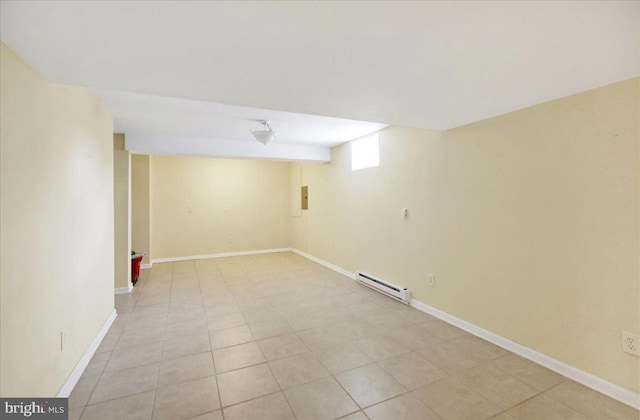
[355,271,410,304]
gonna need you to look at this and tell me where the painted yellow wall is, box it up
[0,42,114,396]
[150,156,291,259]
[292,78,639,393]
[131,154,151,264]
[113,134,131,289]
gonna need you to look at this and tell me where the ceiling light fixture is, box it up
[252,120,277,145]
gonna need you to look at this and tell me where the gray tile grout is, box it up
[195,262,226,420]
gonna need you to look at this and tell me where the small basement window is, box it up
[351,135,379,171]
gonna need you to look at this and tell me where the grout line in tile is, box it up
[197,263,226,420]
[82,388,158,413]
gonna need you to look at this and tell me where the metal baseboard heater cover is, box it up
[355,271,410,304]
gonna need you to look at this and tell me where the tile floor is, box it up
[68,252,639,420]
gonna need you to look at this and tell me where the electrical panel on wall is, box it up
[301,186,309,210]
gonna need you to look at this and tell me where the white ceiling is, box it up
[1,1,638,160]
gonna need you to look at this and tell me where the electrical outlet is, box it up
[622,331,640,356]
[428,273,435,287]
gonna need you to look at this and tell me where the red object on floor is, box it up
[131,253,145,286]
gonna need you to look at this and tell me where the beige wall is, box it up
[292,78,639,393]
[113,134,131,289]
[131,154,151,264]
[0,42,114,396]
[150,155,291,259]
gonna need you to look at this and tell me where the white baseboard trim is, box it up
[57,309,117,397]
[114,285,132,295]
[140,263,152,269]
[151,248,293,264]
[290,249,355,279]
[292,248,640,410]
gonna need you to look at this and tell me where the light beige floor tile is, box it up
[69,374,100,409]
[241,307,282,324]
[544,381,639,420]
[209,325,254,349]
[96,333,120,353]
[202,293,236,307]
[298,327,347,350]
[82,351,111,378]
[350,301,386,317]
[377,352,447,390]
[131,302,169,317]
[267,293,299,307]
[104,341,163,372]
[68,407,84,420]
[335,363,407,408]
[369,297,408,312]
[268,352,330,389]
[217,363,280,407]
[274,302,314,318]
[415,342,482,374]
[80,390,155,420]
[412,376,502,420]
[249,319,294,340]
[115,304,135,315]
[454,364,539,410]
[419,320,467,340]
[352,334,411,361]
[449,335,508,361]
[337,412,369,420]
[116,324,166,349]
[313,342,373,373]
[233,291,268,304]
[284,376,359,420]
[490,413,517,419]
[206,312,246,331]
[164,317,208,339]
[223,392,295,420]
[110,314,133,332]
[170,296,203,309]
[187,410,223,420]
[162,333,211,361]
[122,313,168,331]
[396,309,437,324]
[135,297,170,308]
[204,302,241,317]
[506,394,590,419]
[284,311,333,331]
[158,352,215,387]
[365,311,414,330]
[88,363,159,405]
[212,342,265,373]
[364,393,441,419]
[388,324,443,350]
[153,375,220,420]
[331,293,370,306]
[201,286,231,297]
[258,334,309,361]
[490,354,565,391]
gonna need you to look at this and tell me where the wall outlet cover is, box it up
[622,331,640,356]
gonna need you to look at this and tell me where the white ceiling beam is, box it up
[125,134,331,163]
